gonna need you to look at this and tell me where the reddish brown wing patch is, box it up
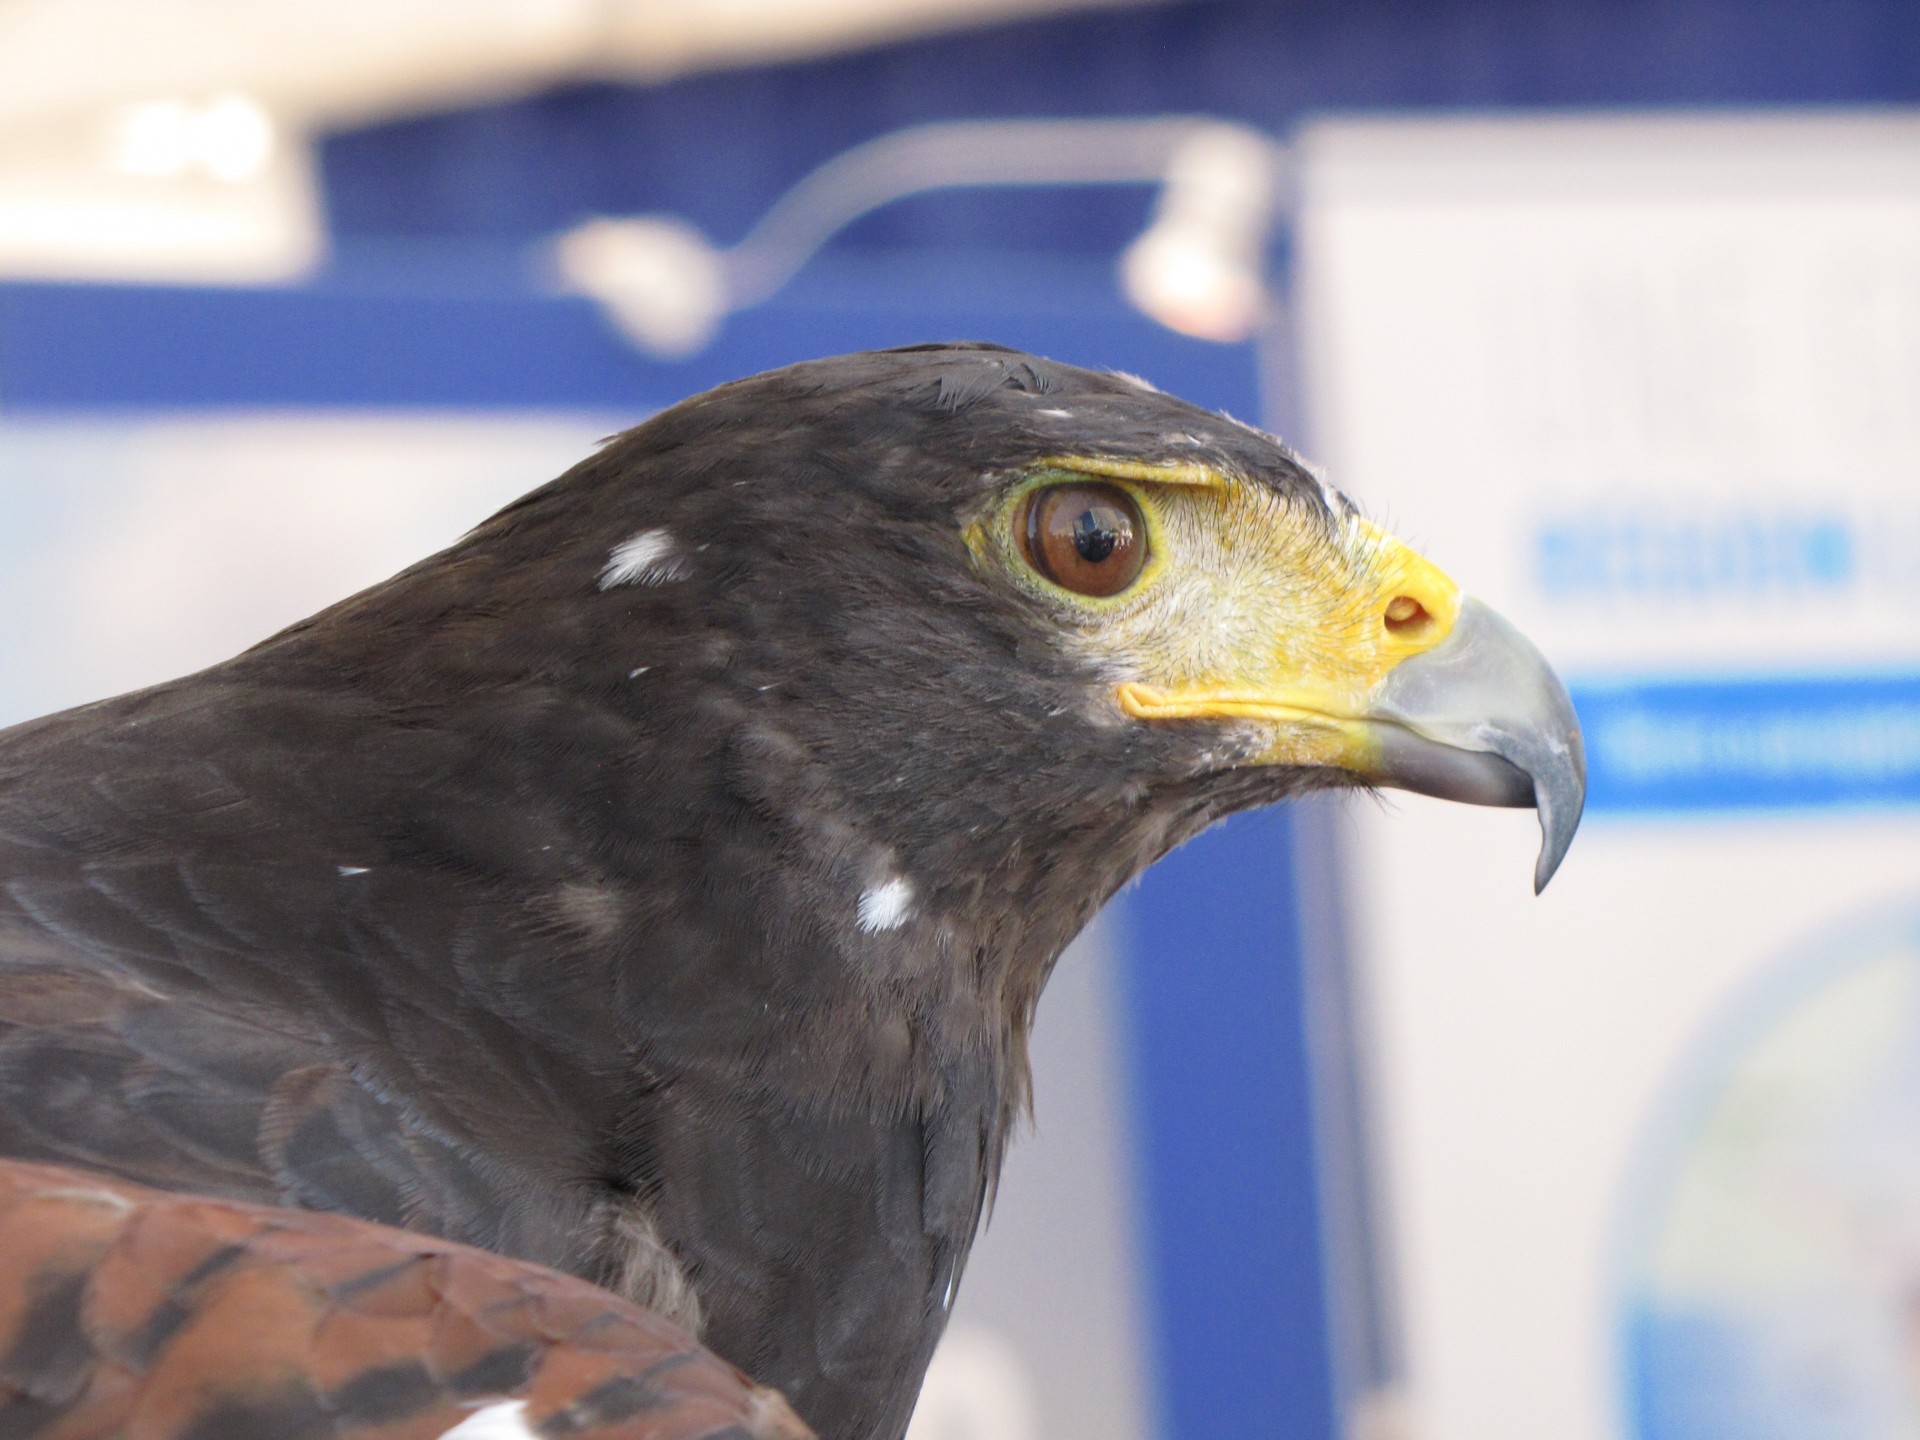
[0,1160,813,1440]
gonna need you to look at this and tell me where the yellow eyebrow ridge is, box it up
[1032,456,1229,490]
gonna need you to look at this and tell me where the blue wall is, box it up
[0,257,1243,410]
[1119,805,1338,1440]
[321,0,1920,264]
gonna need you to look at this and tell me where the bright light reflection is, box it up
[1119,225,1266,343]
[113,101,194,178]
[108,95,276,183]
[193,95,275,182]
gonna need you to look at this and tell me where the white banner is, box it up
[1299,112,1920,1440]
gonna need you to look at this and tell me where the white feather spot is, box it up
[1111,370,1161,393]
[336,865,369,877]
[857,876,915,933]
[1037,408,1073,419]
[437,1401,536,1440]
[41,1185,136,1214]
[599,528,689,589]
[628,665,651,678]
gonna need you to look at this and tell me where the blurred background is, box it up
[3,2,1920,1439]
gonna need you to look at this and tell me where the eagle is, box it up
[0,345,1581,1440]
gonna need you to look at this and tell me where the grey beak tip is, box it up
[1533,819,1576,894]
[1530,732,1586,895]
[1534,831,1569,894]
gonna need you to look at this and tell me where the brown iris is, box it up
[1021,483,1148,598]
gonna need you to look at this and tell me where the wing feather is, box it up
[0,1158,812,1440]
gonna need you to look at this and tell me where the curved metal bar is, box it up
[719,117,1265,304]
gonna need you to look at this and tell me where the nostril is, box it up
[1384,596,1430,634]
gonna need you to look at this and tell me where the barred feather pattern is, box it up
[0,1158,810,1440]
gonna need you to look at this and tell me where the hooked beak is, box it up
[1360,596,1585,892]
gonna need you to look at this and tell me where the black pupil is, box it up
[1071,508,1122,563]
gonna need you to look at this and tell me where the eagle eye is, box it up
[1021,483,1147,598]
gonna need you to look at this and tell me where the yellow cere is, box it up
[969,460,1464,769]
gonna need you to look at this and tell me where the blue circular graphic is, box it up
[1622,898,1920,1440]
